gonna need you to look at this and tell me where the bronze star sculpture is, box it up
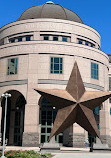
[35,62,111,142]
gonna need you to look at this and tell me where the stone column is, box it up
[99,99,111,147]
[71,34,76,43]
[33,32,40,41]
[22,54,39,147]
[63,126,73,147]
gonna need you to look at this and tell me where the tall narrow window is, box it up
[7,58,18,75]
[50,57,63,74]
[91,62,99,80]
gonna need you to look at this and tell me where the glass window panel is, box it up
[51,57,53,63]
[93,106,99,115]
[26,36,31,41]
[59,135,63,143]
[44,36,49,40]
[47,120,52,125]
[10,39,15,43]
[47,136,49,141]
[85,41,89,46]
[41,128,45,133]
[51,63,53,71]
[53,36,58,41]
[41,135,45,143]
[47,128,51,133]
[47,111,52,115]
[91,43,94,47]
[41,120,46,125]
[60,58,63,63]
[54,58,59,63]
[54,71,59,74]
[18,37,22,42]
[47,115,52,119]
[94,64,96,69]
[78,39,82,44]
[54,64,59,70]
[42,111,46,115]
[60,64,62,71]
[62,37,67,42]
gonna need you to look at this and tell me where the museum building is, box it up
[0,1,111,147]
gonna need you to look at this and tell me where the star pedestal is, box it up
[93,138,109,151]
[40,137,60,153]
[35,62,111,149]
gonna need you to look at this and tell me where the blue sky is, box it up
[0,0,111,54]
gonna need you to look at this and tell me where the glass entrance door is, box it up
[14,95,25,146]
[40,98,63,143]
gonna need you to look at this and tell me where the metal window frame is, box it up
[50,57,63,74]
[7,58,18,75]
[91,62,99,80]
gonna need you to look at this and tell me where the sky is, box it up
[0,0,111,54]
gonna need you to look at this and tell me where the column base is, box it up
[101,135,111,148]
[22,132,39,147]
[73,133,86,148]
[93,137,109,150]
[63,133,73,147]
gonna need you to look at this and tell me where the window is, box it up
[85,41,89,46]
[91,62,99,80]
[10,39,15,43]
[7,58,18,75]
[53,36,58,41]
[18,37,22,42]
[78,39,82,44]
[93,106,99,115]
[26,36,31,41]
[44,36,49,41]
[62,37,67,42]
[50,57,63,74]
[91,43,95,47]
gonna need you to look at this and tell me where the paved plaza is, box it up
[53,153,111,158]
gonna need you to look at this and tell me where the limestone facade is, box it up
[0,4,111,147]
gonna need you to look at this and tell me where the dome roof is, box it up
[17,2,83,24]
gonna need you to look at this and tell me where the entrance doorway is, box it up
[1,90,26,146]
[40,98,63,144]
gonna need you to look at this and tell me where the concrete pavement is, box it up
[53,153,111,158]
